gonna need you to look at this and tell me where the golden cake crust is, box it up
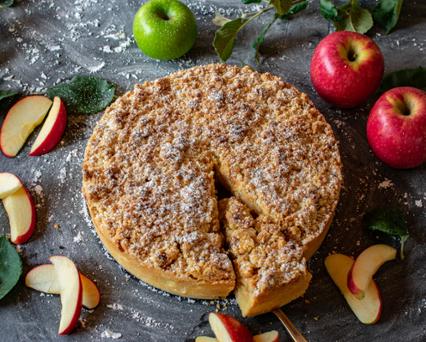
[82,64,342,310]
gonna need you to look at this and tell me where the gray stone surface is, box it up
[0,0,425,341]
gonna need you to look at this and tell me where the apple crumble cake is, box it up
[82,64,342,316]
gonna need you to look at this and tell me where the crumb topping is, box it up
[82,64,342,287]
[219,197,307,295]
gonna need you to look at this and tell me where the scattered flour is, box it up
[107,303,124,311]
[73,231,83,243]
[101,329,122,339]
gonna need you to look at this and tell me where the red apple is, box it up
[347,244,396,299]
[50,256,83,335]
[325,254,382,324]
[25,264,101,309]
[30,96,67,156]
[310,31,384,108]
[367,86,426,168]
[2,181,36,244]
[208,312,253,342]
[0,172,22,199]
[0,95,52,157]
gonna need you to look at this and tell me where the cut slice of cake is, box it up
[219,197,312,317]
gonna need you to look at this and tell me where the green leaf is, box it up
[47,75,116,115]
[0,236,22,300]
[0,0,13,10]
[378,67,426,93]
[270,0,292,16]
[335,1,373,34]
[280,0,309,19]
[364,208,409,259]
[320,0,340,21]
[212,14,232,27]
[253,15,278,62]
[320,0,373,34]
[213,18,249,62]
[0,90,18,102]
[373,0,404,34]
[0,90,19,116]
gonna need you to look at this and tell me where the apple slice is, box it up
[2,185,36,244]
[80,273,101,309]
[50,256,82,335]
[195,337,218,342]
[29,96,67,156]
[209,313,253,342]
[325,254,382,324]
[196,331,278,342]
[0,95,52,157]
[25,264,100,309]
[0,172,22,199]
[253,331,279,342]
[348,244,396,299]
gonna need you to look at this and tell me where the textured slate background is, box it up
[0,0,425,341]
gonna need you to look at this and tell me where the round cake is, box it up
[82,64,342,316]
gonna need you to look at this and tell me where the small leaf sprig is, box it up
[320,0,404,34]
[364,208,409,259]
[213,0,309,62]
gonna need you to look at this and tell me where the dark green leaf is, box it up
[213,18,249,62]
[0,90,19,116]
[335,1,373,34]
[379,67,426,93]
[0,236,22,300]
[252,15,278,62]
[271,0,292,16]
[319,0,340,21]
[0,90,18,102]
[280,0,309,19]
[364,208,409,259]
[241,0,262,3]
[320,0,373,34]
[212,14,232,27]
[47,76,115,115]
[0,0,13,10]
[373,0,404,34]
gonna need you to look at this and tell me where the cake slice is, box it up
[219,197,311,317]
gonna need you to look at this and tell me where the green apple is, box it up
[133,0,197,60]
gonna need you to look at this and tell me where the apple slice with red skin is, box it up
[25,264,100,309]
[196,331,278,342]
[325,254,382,324]
[253,331,279,342]
[0,95,52,157]
[347,244,396,299]
[50,256,83,335]
[209,313,253,342]
[0,172,22,199]
[30,96,67,156]
[2,183,36,244]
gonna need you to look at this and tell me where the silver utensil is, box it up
[273,309,308,342]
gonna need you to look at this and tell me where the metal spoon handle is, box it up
[273,309,308,342]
